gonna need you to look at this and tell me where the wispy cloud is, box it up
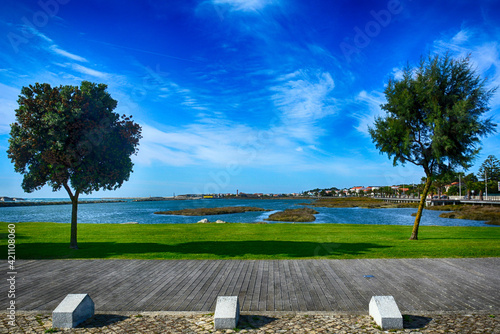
[0,83,20,135]
[23,27,54,44]
[352,90,386,136]
[69,63,108,78]
[50,45,88,62]
[210,0,279,12]
[137,122,289,167]
[270,69,336,143]
[433,27,500,108]
[390,67,404,80]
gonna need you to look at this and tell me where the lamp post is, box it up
[485,170,488,200]
[459,174,461,198]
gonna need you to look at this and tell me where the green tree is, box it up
[369,54,496,240]
[486,180,499,194]
[478,155,500,181]
[379,186,393,197]
[7,82,142,249]
[463,173,479,199]
[447,185,459,196]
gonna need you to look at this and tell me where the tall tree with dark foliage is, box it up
[8,81,142,249]
[369,54,496,240]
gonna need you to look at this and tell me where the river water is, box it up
[0,198,493,226]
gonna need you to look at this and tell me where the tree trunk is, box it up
[63,183,79,249]
[410,175,432,240]
[70,193,79,249]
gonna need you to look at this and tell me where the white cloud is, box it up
[136,116,311,169]
[451,29,470,45]
[50,45,88,62]
[0,83,20,135]
[70,63,108,78]
[211,0,278,12]
[138,121,251,166]
[433,28,500,108]
[270,70,336,143]
[391,67,404,80]
[132,68,339,169]
[352,90,386,136]
[434,28,472,54]
[23,28,54,44]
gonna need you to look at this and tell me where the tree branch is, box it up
[63,182,74,201]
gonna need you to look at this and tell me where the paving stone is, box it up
[2,312,499,333]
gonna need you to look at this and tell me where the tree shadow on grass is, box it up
[0,232,29,239]
[13,241,391,259]
[420,236,498,240]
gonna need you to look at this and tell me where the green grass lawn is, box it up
[1,222,499,260]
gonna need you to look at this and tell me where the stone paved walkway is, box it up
[2,312,499,333]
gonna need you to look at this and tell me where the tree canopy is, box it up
[8,81,142,248]
[369,53,496,240]
[478,155,500,181]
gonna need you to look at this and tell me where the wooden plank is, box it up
[394,259,470,311]
[266,261,275,311]
[6,259,500,313]
[282,260,300,311]
[288,260,309,311]
[21,260,120,310]
[167,260,217,311]
[250,260,265,311]
[335,259,374,310]
[172,260,222,311]
[197,261,228,311]
[315,259,352,311]
[132,260,192,309]
[198,260,238,312]
[238,260,255,312]
[364,259,429,312]
[273,260,284,311]
[428,259,500,309]
[241,260,258,312]
[229,260,251,308]
[304,260,334,311]
[179,260,219,311]
[142,260,204,311]
[258,260,269,311]
[98,260,157,311]
[226,260,247,298]
[324,260,366,311]
[294,260,322,311]
[439,258,500,303]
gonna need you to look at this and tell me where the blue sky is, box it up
[0,0,499,198]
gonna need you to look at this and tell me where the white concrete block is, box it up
[52,294,94,328]
[369,295,403,330]
[214,296,240,330]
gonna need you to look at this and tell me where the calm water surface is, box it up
[0,198,492,226]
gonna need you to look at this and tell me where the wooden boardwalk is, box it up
[6,258,500,313]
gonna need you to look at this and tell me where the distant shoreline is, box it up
[0,199,125,207]
[0,196,310,207]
